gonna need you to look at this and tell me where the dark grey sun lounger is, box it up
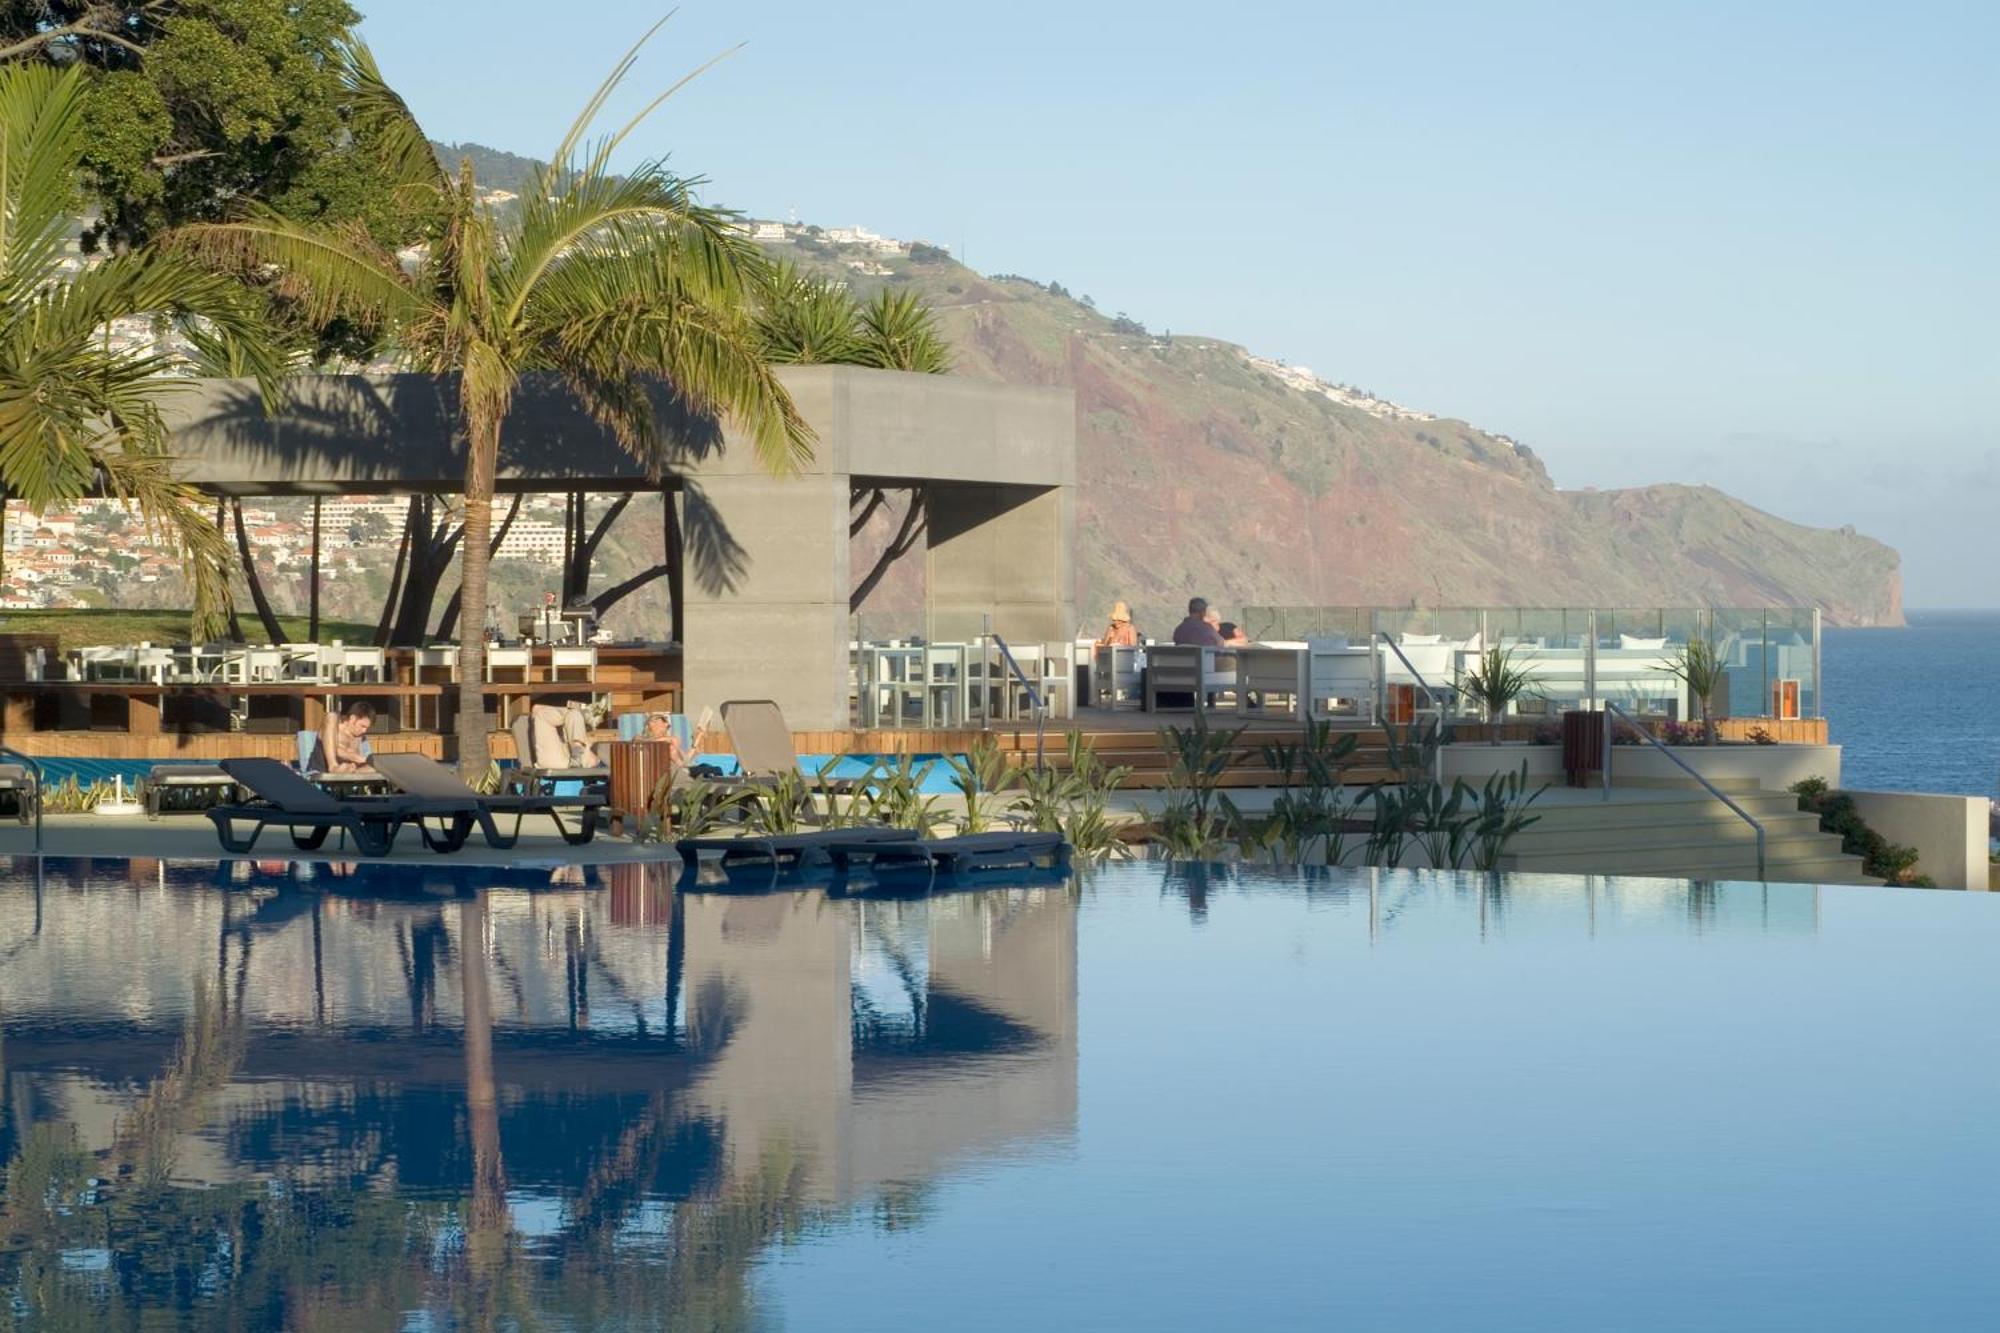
[0,762,38,825]
[372,752,603,849]
[824,830,1071,876]
[210,758,471,857]
[676,825,910,873]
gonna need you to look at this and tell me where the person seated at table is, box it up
[1096,601,1142,648]
[314,701,375,773]
[1218,621,1251,647]
[1172,597,1225,647]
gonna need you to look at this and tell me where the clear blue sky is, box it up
[358,1,1997,607]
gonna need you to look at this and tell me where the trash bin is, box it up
[1561,710,1605,788]
[607,739,676,835]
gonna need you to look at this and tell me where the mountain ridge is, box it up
[432,141,1903,628]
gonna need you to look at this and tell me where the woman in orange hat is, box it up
[1096,600,1141,647]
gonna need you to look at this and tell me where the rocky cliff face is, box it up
[825,254,1901,630]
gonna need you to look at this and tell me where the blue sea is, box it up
[1824,609,2000,800]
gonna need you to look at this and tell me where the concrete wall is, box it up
[1442,743,1838,793]
[1612,744,1840,792]
[1842,790,1991,892]
[925,483,1076,645]
[679,471,852,729]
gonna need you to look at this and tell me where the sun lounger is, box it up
[371,752,603,849]
[139,762,238,818]
[505,714,608,795]
[675,825,910,873]
[823,830,1071,876]
[208,757,472,857]
[0,762,38,825]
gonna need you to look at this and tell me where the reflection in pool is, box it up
[0,857,1994,1329]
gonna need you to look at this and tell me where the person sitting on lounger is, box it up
[1096,600,1142,647]
[314,701,375,773]
[1172,597,1225,647]
[642,710,707,769]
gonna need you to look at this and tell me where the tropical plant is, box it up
[1259,722,1359,864]
[945,734,1021,834]
[1459,645,1542,741]
[754,261,865,364]
[1667,635,1727,745]
[1010,734,1131,860]
[178,24,812,773]
[1467,765,1545,872]
[0,61,280,635]
[744,769,813,836]
[861,754,941,834]
[856,288,949,373]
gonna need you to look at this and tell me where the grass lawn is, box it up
[0,608,377,652]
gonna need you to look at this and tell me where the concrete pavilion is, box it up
[159,366,1077,730]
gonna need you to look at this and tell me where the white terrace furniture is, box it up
[1307,638,1377,722]
[1231,645,1309,720]
[1092,644,1146,710]
[548,645,597,683]
[1143,645,1237,713]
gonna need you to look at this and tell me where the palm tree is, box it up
[181,25,811,773]
[0,60,278,635]
[754,261,865,365]
[856,288,950,373]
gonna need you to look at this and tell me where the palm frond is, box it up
[0,61,90,294]
[171,213,418,333]
[548,11,678,173]
[337,37,444,191]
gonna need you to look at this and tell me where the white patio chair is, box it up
[548,645,597,683]
[924,643,968,727]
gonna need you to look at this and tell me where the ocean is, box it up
[1825,609,2000,800]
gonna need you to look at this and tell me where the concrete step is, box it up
[1522,794,1805,831]
[1504,839,1873,882]
[1506,812,1829,853]
[1507,829,1843,869]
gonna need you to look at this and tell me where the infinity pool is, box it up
[0,856,1993,1330]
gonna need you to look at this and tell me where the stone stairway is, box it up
[1500,787,1877,885]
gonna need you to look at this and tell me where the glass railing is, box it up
[1239,606,1823,721]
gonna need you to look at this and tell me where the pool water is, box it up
[0,857,1994,1330]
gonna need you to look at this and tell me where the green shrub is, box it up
[1790,777,1925,886]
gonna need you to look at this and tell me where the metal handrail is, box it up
[1599,701,1765,880]
[1374,633,1450,784]
[0,745,45,854]
[987,633,1048,773]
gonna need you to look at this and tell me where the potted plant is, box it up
[1666,636,1726,745]
[1459,646,1542,744]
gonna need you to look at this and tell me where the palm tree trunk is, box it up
[231,500,286,644]
[458,892,510,1286]
[454,418,499,776]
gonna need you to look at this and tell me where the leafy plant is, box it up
[1667,636,1727,745]
[1468,765,1546,872]
[1010,734,1131,861]
[38,775,109,814]
[945,736,1021,834]
[744,770,813,836]
[1259,723,1360,865]
[1149,715,1245,860]
[1459,646,1543,741]
[1790,778,1929,886]
[862,755,941,835]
